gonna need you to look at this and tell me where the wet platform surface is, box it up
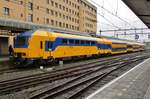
[86,58,150,99]
[0,57,9,62]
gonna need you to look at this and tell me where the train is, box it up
[13,29,145,66]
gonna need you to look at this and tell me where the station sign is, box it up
[135,34,139,40]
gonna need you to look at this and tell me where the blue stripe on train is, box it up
[45,37,112,51]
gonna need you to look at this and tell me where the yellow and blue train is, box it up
[13,29,145,66]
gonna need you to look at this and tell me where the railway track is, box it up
[0,53,149,96]
[0,51,145,75]
[0,52,138,75]
[0,58,126,94]
[29,55,147,99]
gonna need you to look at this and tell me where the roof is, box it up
[81,0,97,10]
[33,30,99,41]
[122,0,150,28]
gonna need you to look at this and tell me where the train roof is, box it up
[33,30,99,41]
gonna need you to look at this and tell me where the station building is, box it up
[0,0,97,56]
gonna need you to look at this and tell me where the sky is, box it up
[88,0,150,42]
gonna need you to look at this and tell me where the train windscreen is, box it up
[14,36,29,48]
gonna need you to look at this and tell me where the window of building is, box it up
[66,24,68,28]
[75,4,76,8]
[69,25,71,29]
[37,17,39,21]
[59,13,62,18]
[63,15,65,19]
[3,7,10,16]
[69,17,71,21]
[51,20,54,25]
[72,3,74,7]
[63,6,65,11]
[28,14,33,22]
[20,13,23,17]
[19,1,23,5]
[59,4,61,9]
[28,2,33,10]
[66,0,68,4]
[66,8,68,12]
[46,18,49,24]
[46,8,49,14]
[47,0,50,4]
[37,6,40,10]
[72,25,74,30]
[55,11,58,17]
[72,10,74,14]
[59,22,62,27]
[55,2,58,8]
[51,10,54,15]
[72,18,74,22]
[69,9,71,13]
[51,0,54,6]
[66,16,68,20]
[63,23,65,27]
[55,21,58,26]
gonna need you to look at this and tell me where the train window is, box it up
[91,41,96,45]
[40,41,43,49]
[75,40,80,45]
[81,40,85,45]
[62,39,67,44]
[86,41,90,45]
[69,39,74,44]
[48,41,53,48]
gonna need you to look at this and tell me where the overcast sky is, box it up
[88,0,150,42]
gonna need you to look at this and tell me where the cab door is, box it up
[45,41,52,59]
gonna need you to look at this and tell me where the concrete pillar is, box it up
[8,36,15,47]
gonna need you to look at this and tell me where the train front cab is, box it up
[13,30,55,66]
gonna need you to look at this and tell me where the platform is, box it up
[86,58,150,99]
[0,57,9,62]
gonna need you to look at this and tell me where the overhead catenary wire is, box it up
[106,0,116,14]
[100,28,149,32]
[116,32,150,35]
[100,22,120,29]
[97,12,122,29]
[90,0,136,28]
[115,0,119,15]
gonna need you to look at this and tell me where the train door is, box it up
[45,41,52,59]
[40,41,44,58]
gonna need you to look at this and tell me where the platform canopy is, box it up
[122,0,150,28]
[0,17,92,37]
